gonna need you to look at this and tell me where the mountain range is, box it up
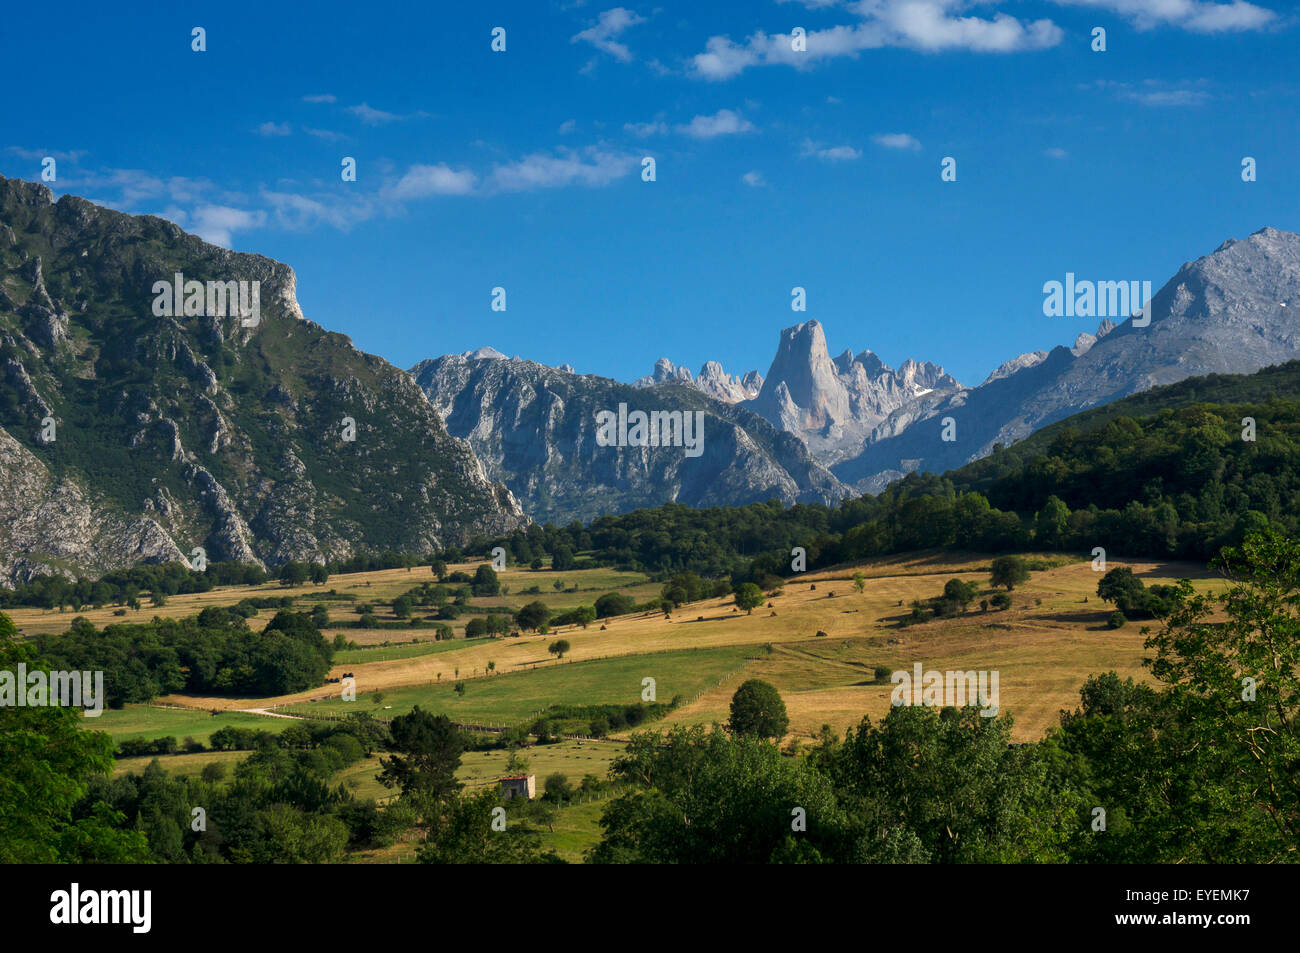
[2,173,1299,584]
[0,175,522,587]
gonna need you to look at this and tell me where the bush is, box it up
[990,592,1012,610]
[594,592,636,618]
[873,664,893,683]
[990,555,1030,591]
[1107,610,1127,629]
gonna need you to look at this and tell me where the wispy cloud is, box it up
[257,121,292,137]
[163,205,267,248]
[676,109,756,139]
[742,170,768,187]
[1048,0,1276,33]
[624,120,668,137]
[872,132,922,151]
[690,2,1063,80]
[571,7,647,62]
[6,146,88,162]
[1045,146,1068,159]
[801,139,862,161]
[304,128,347,142]
[302,93,337,103]
[383,163,478,199]
[347,103,429,125]
[489,147,639,192]
[1084,79,1213,106]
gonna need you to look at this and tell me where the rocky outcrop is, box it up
[633,357,763,403]
[744,320,961,464]
[412,353,848,523]
[0,174,524,586]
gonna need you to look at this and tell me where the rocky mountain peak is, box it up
[747,319,960,463]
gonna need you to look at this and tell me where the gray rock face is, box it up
[745,320,961,464]
[632,357,763,402]
[833,228,1300,492]
[983,351,1049,385]
[695,361,763,402]
[0,175,524,586]
[412,353,848,524]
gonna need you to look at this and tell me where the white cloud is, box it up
[1048,0,1275,33]
[558,119,577,134]
[689,2,1064,79]
[624,120,668,136]
[302,93,336,103]
[6,146,87,162]
[572,7,647,62]
[490,148,638,191]
[345,103,429,125]
[872,132,922,151]
[262,190,374,231]
[385,163,479,199]
[188,205,266,248]
[1084,79,1212,106]
[1045,146,1068,159]
[802,139,862,160]
[304,128,347,142]
[676,109,756,139]
[742,170,768,187]
[257,121,292,137]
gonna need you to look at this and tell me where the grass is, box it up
[331,638,483,664]
[52,551,1225,749]
[281,644,757,726]
[91,705,295,745]
[112,749,249,779]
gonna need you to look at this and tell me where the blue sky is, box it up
[2,1,1295,386]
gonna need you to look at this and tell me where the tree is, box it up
[543,773,573,804]
[309,563,329,585]
[464,617,488,639]
[378,707,464,808]
[853,571,866,593]
[590,725,851,863]
[1033,496,1070,549]
[416,791,556,864]
[990,555,1030,591]
[548,639,571,660]
[279,562,310,587]
[472,564,500,597]
[734,583,764,615]
[595,593,635,618]
[0,618,150,862]
[430,559,448,581]
[1143,530,1300,853]
[728,679,789,738]
[517,601,551,633]
[942,578,979,608]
